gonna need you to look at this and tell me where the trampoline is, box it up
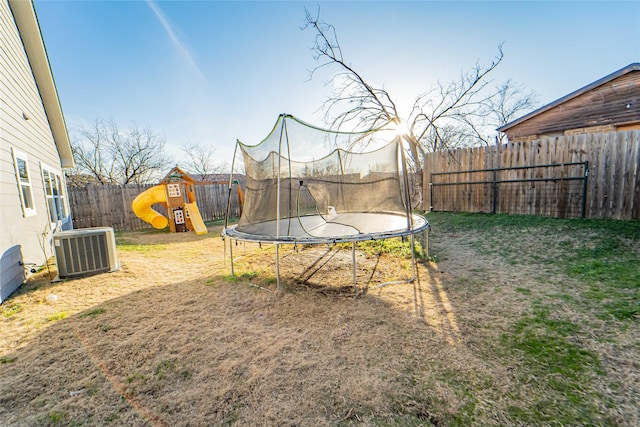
[222,114,429,289]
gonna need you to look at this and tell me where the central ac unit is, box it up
[53,227,119,279]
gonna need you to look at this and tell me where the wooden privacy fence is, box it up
[423,130,640,220]
[67,183,241,231]
[431,162,588,218]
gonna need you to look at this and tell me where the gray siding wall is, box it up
[0,0,69,286]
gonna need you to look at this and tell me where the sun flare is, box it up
[394,120,410,137]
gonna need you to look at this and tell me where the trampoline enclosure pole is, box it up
[225,142,240,230]
[275,117,286,291]
[399,136,412,231]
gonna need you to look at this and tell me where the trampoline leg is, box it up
[229,239,235,277]
[410,233,416,283]
[424,227,429,259]
[352,242,357,291]
[275,243,281,291]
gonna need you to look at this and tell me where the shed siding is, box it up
[505,71,640,140]
[1,0,66,277]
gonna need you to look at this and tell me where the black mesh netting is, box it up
[226,114,426,242]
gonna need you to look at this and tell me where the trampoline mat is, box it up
[223,212,429,244]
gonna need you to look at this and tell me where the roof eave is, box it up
[9,0,75,169]
[498,63,640,133]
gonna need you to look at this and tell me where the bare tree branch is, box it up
[67,118,173,186]
[303,7,399,132]
[180,142,226,176]
[302,11,537,207]
[410,45,505,151]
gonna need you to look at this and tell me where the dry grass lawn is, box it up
[0,214,637,426]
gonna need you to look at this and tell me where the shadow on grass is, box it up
[1,249,474,427]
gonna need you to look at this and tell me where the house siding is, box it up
[1,0,69,297]
[504,70,640,141]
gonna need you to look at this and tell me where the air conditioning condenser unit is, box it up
[53,227,119,279]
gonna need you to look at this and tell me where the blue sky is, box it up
[34,0,640,166]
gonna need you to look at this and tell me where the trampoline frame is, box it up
[222,219,429,291]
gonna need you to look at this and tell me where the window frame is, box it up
[41,164,68,226]
[11,148,37,217]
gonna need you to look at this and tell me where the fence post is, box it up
[582,161,589,218]
[492,169,498,214]
[429,178,433,211]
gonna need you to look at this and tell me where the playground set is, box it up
[131,166,210,235]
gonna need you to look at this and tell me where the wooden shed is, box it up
[498,63,640,142]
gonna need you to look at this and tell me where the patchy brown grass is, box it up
[0,215,637,426]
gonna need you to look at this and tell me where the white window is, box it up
[167,183,181,197]
[12,148,36,217]
[173,208,185,224]
[41,165,67,224]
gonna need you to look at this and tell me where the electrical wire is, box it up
[296,181,361,237]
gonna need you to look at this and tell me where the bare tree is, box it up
[451,79,538,146]
[488,80,538,145]
[409,54,504,153]
[68,118,173,186]
[180,142,227,177]
[68,118,116,185]
[304,9,400,134]
[302,9,538,204]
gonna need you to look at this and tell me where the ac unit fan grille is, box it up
[61,234,110,275]
[54,228,119,278]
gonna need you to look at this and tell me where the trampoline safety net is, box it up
[224,114,427,243]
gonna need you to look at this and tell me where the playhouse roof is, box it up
[160,166,196,184]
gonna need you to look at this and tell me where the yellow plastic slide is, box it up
[184,202,208,235]
[131,185,169,229]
